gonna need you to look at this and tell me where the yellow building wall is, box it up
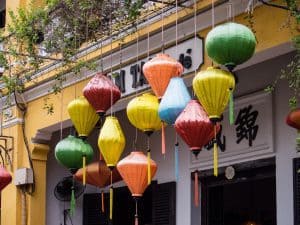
[0,1,297,225]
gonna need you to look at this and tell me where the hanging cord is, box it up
[211,0,215,28]
[110,3,113,117]
[147,0,150,59]
[161,0,165,52]
[175,0,178,57]
[60,91,63,140]
[193,0,197,77]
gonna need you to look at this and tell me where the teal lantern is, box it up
[206,22,256,71]
[55,135,94,174]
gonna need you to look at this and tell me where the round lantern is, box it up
[159,77,191,125]
[286,108,300,151]
[127,93,162,136]
[67,96,99,139]
[98,116,125,168]
[55,135,94,174]
[206,22,256,71]
[0,166,12,191]
[193,67,235,123]
[83,73,121,117]
[143,53,184,99]
[117,151,157,225]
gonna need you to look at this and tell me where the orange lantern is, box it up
[143,53,183,99]
[117,151,157,225]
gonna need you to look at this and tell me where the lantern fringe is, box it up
[70,186,76,216]
[175,143,179,181]
[101,191,105,213]
[135,199,139,225]
[109,187,113,220]
[213,125,218,177]
[229,89,234,125]
[194,171,199,207]
[147,149,151,185]
[162,123,166,155]
[83,156,86,185]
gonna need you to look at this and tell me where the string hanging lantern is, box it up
[117,151,157,225]
[67,96,99,139]
[286,108,300,151]
[193,67,234,176]
[55,135,94,214]
[98,116,125,220]
[83,73,121,119]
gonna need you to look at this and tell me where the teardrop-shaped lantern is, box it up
[75,161,122,187]
[67,96,99,138]
[98,116,126,168]
[117,151,157,196]
[193,67,235,123]
[0,166,12,191]
[286,108,300,151]
[83,73,121,117]
[206,22,256,70]
[175,100,219,156]
[55,135,94,173]
[127,93,162,135]
[159,77,191,125]
[143,53,184,99]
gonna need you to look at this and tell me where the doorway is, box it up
[199,158,276,225]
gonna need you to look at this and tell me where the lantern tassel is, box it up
[162,123,166,155]
[229,89,234,125]
[147,149,151,185]
[213,125,218,177]
[82,156,86,185]
[194,171,199,207]
[101,191,105,213]
[175,142,179,181]
[109,186,113,220]
[134,198,139,225]
[70,179,76,216]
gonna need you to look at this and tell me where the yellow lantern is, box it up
[98,116,126,168]
[192,67,235,177]
[67,96,99,138]
[126,93,162,135]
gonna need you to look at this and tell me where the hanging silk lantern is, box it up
[143,53,184,99]
[98,116,125,221]
[175,100,218,157]
[286,108,300,151]
[67,96,99,139]
[55,135,94,214]
[193,67,235,123]
[159,77,191,125]
[206,22,256,71]
[117,151,157,225]
[0,166,12,191]
[83,72,121,117]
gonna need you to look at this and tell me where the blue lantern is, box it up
[159,77,191,125]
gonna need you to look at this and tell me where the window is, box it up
[83,181,176,225]
[0,0,5,28]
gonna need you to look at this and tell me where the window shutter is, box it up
[152,182,176,225]
[294,157,300,225]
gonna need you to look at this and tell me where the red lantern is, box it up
[83,73,121,117]
[0,166,12,191]
[286,108,300,151]
[175,100,219,157]
[143,53,183,99]
[117,151,157,225]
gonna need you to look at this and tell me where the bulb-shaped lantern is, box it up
[67,96,99,139]
[83,73,121,117]
[98,116,125,168]
[175,100,218,157]
[159,77,191,125]
[193,67,235,123]
[286,108,300,151]
[206,22,256,71]
[127,93,162,136]
[0,166,12,191]
[55,135,94,173]
[143,53,184,99]
[117,151,157,225]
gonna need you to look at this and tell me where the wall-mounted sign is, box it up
[109,36,204,98]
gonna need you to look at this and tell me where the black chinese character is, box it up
[235,105,258,146]
[205,124,226,152]
[114,70,126,93]
[178,49,192,69]
[130,64,139,88]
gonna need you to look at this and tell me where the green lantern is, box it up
[55,135,94,173]
[206,22,256,71]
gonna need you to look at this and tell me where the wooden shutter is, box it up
[294,157,300,225]
[152,182,176,225]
